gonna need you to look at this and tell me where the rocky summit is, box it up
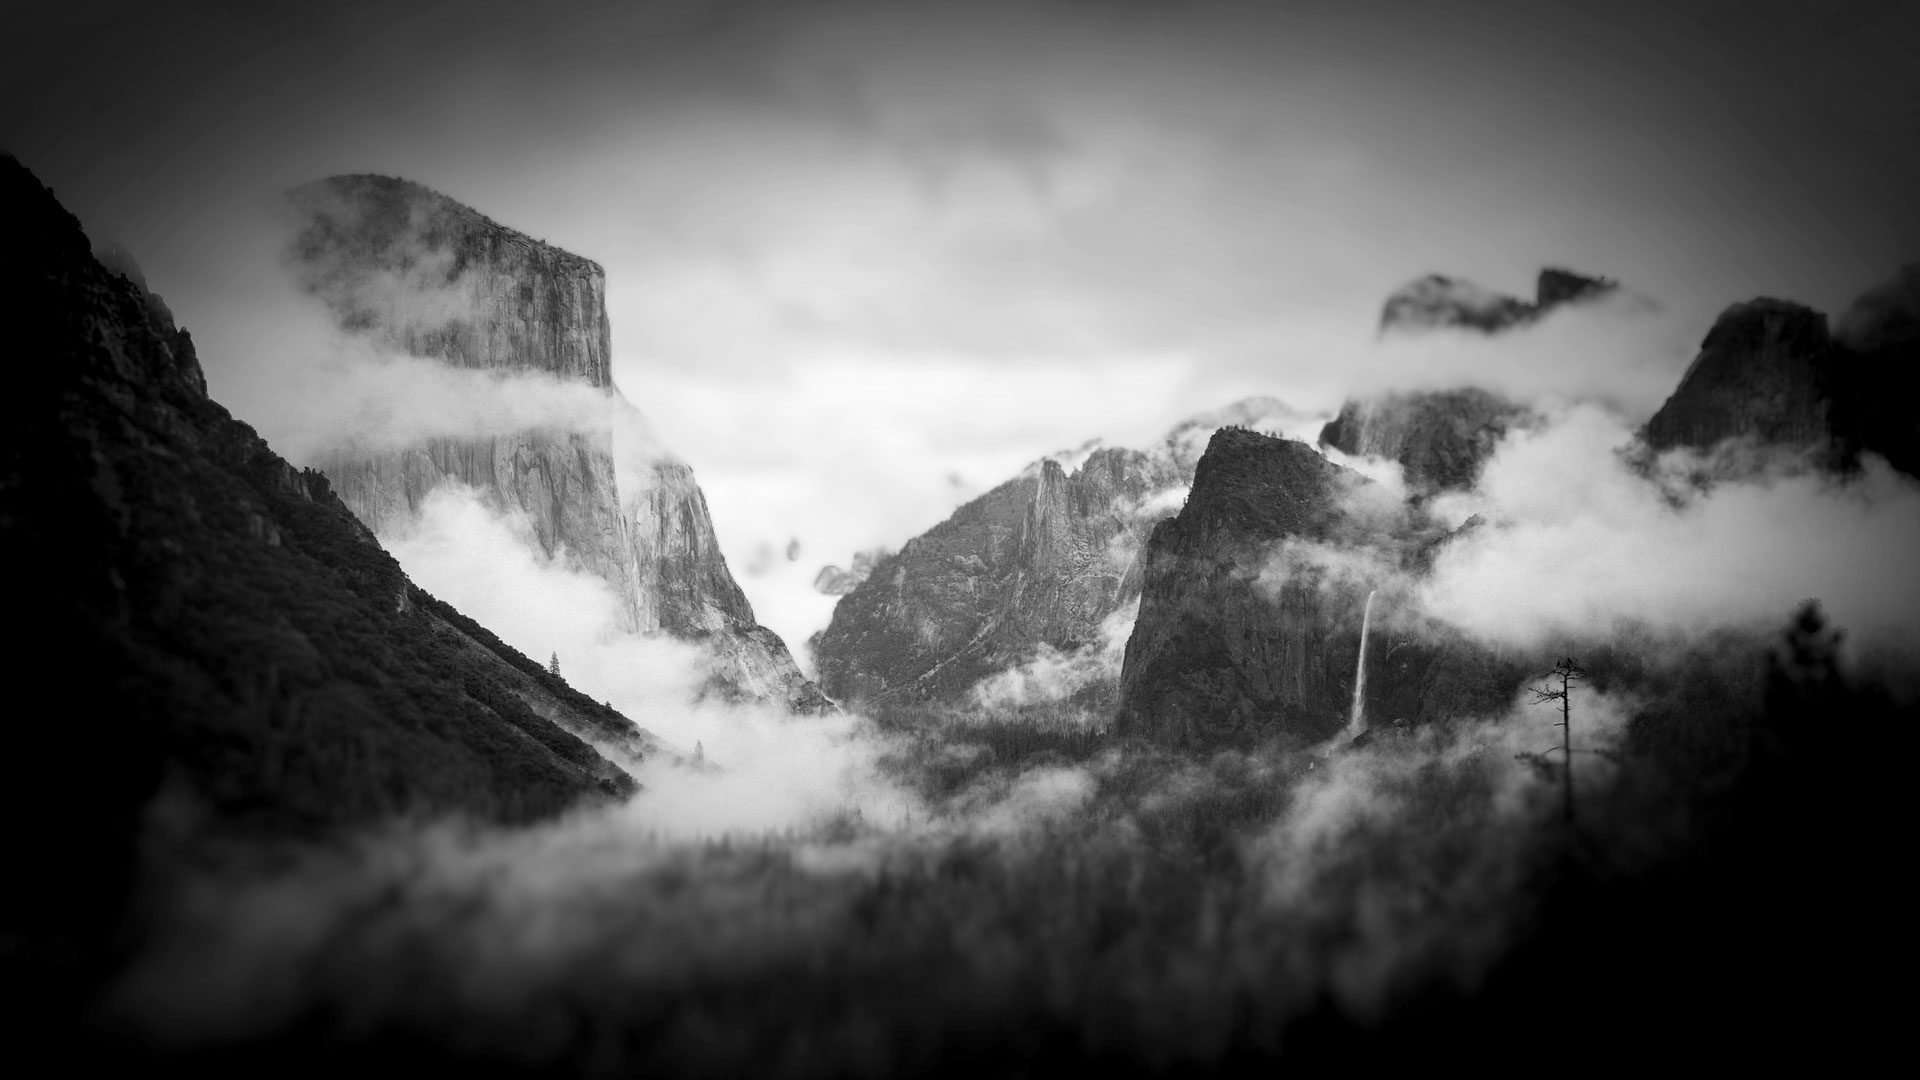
[1377,266,1615,336]
[1642,274,1920,478]
[285,175,830,713]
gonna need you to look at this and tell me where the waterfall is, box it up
[1348,589,1377,739]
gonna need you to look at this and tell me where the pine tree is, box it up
[1524,656,1591,825]
[549,652,561,677]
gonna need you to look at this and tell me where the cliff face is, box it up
[816,446,1181,710]
[813,399,1307,717]
[1116,431,1519,749]
[285,175,825,711]
[1643,300,1836,456]
[287,173,613,384]
[1319,388,1530,492]
[0,156,651,957]
[1643,279,1919,478]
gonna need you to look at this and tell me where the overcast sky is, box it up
[8,0,1918,655]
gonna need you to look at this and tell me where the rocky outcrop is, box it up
[285,175,827,711]
[1642,273,1920,478]
[1318,388,1531,492]
[813,399,1307,717]
[816,447,1181,711]
[1116,430,1518,748]
[0,155,651,959]
[1642,299,1837,457]
[1378,267,1616,336]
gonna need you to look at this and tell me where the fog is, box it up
[12,0,1918,1069]
[1421,405,1920,655]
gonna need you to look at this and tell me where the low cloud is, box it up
[970,599,1140,721]
[385,486,917,838]
[1418,405,1920,654]
[1342,293,1696,417]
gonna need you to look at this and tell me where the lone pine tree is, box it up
[1526,656,1590,824]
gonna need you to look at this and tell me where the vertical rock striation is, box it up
[1115,430,1519,749]
[285,175,827,711]
[813,398,1311,717]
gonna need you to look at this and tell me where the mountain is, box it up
[1318,387,1532,493]
[1642,269,1920,477]
[284,175,830,712]
[0,155,654,973]
[1115,429,1517,747]
[1377,267,1615,336]
[813,398,1316,718]
[1322,267,1618,493]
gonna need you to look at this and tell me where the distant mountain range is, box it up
[816,260,1920,744]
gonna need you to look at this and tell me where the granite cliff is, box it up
[814,398,1313,718]
[285,175,829,712]
[1114,430,1517,748]
[1642,272,1920,477]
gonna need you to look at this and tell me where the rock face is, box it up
[1115,430,1518,748]
[1834,264,1920,477]
[816,446,1182,712]
[1643,278,1919,478]
[1319,388,1531,492]
[285,175,828,711]
[1117,431,1361,746]
[1378,266,1616,336]
[814,398,1312,716]
[0,156,652,959]
[1324,268,1617,493]
[1643,299,1836,455]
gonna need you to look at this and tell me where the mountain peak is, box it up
[1378,266,1617,335]
[1535,266,1616,308]
[286,173,613,387]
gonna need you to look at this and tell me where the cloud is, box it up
[1342,294,1696,416]
[1418,404,1920,654]
[384,486,919,837]
[970,599,1140,720]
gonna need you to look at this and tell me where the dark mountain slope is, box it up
[0,155,649,979]
[1643,271,1920,477]
[1116,429,1519,748]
